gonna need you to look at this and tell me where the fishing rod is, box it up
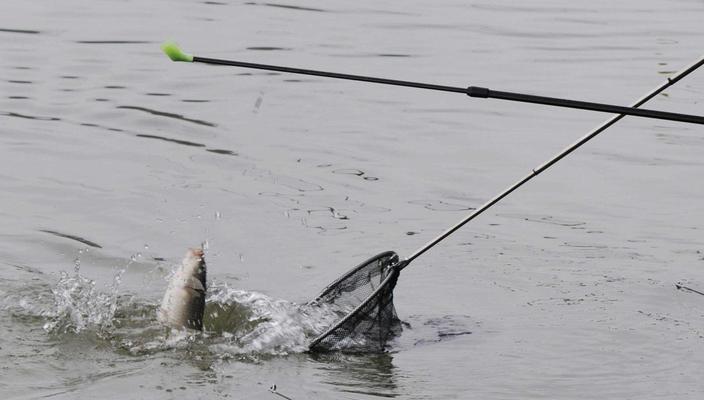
[161,42,704,126]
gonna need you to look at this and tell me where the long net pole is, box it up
[403,55,704,268]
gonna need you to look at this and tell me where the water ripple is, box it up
[1,111,60,121]
[135,134,206,148]
[39,230,103,249]
[117,106,217,127]
[251,2,328,13]
[0,27,40,34]
[408,199,475,212]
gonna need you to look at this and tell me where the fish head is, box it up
[181,247,207,291]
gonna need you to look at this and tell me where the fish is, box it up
[157,248,207,330]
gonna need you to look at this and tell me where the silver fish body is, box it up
[157,248,207,330]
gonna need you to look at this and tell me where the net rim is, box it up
[309,251,399,303]
[308,259,400,351]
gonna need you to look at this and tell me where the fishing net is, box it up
[308,251,404,352]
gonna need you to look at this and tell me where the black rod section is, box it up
[472,88,704,125]
[192,56,704,126]
[194,56,466,94]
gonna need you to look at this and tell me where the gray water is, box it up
[2,0,704,398]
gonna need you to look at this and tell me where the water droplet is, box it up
[73,255,81,272]
[215,211,222,220]
[239,254,244,262]
[144,244,149,250]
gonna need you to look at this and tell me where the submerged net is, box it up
[308,251,403,352]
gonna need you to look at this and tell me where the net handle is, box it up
[399,55,704,271]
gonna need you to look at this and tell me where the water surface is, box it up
[1,0,704,398]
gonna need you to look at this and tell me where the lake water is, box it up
[1,0,704,398]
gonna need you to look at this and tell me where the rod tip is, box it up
[161,41,193,62]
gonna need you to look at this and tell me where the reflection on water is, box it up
[311,352,399,398]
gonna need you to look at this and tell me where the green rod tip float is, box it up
[161,41,193,62]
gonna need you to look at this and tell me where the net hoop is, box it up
[308,251,400,351]
[311,251,398,302]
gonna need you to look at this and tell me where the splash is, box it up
[29,250,371,356]
[42,249,132,335]
[204,282,347,355]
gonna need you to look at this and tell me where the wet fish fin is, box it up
[185,276,205,292]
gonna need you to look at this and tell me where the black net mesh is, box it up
[309,251,403,352]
